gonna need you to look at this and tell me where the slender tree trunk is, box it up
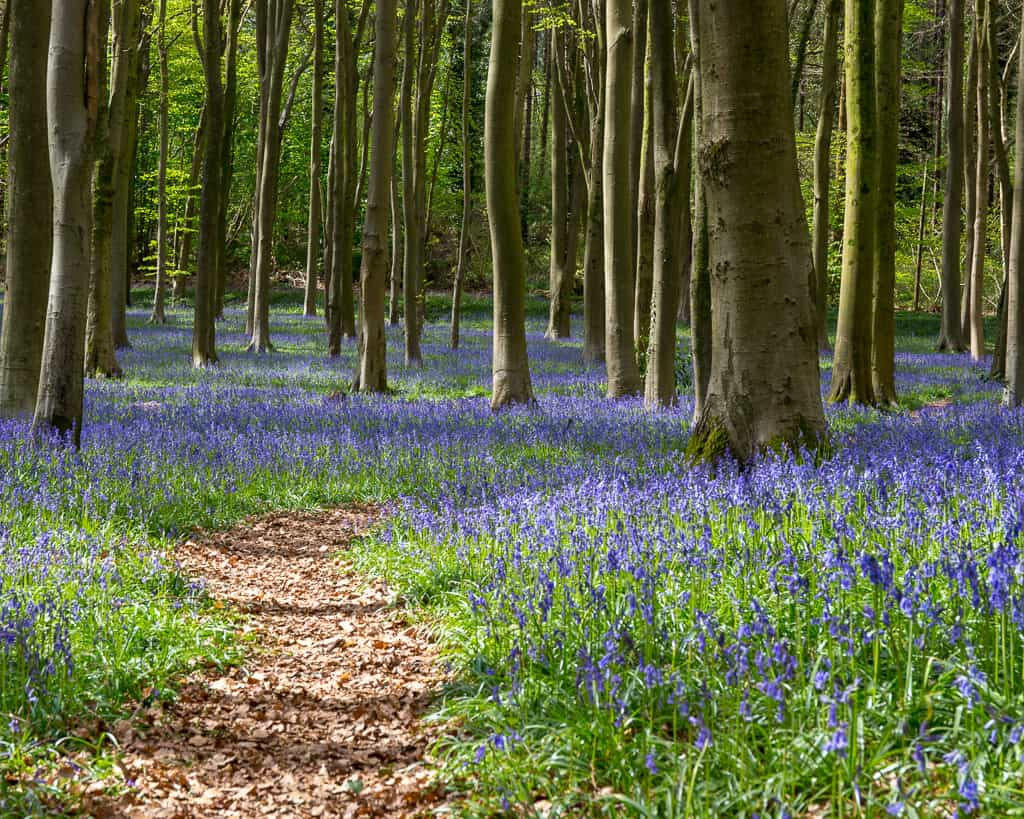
[111,0,144,351]
[451,0,473,349]
[813,0,841,350]
[304,0,324,317]
[1005,0,1024,405]
[546,25,573,340]
[34,0,101,444]
[515,6,535,239]
[871,0,903,403]
[939,0,967,351]
[989,7,1012,378]
[175,108,206,304]
[356,0,396,392]
[643,0,689,409]
[603,0,642,397]
[688,0,711,417]
[215,0,242,319]
[829,0,877,405]
[0,0,53,417]
[85,1,122,379]
[689,0,825,462]
[628,0,647,271]
[960,27,977,342]
[967,0,988,361]
[150,0,170,323]
[401,0,423,364]
[633,25,655,351]
[389,136,403,326]
[192,0,225,367]
[488,0,534,408]
[582,72,606,364]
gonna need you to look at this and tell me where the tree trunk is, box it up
[633,25,655,352]
[304,0,324,318]
[85,0,123,379]
[643,1,690,410]
[829,0,877,405]
[389,134,403,326]
[688,0,825,462]
[582,66,606,364]
[150,0,170,324]
[400,0,422,365]
[628,0,647,272]
[960,26,977,342]
[111,0,144,351]
[938,0,966,351]
[34,0,101,444]
[487,0,534,409]
[871,0,903,403]
[355,0,396,392]
[0,0,52,418]
[215,0,242,319]
[603,0,642,397]
[192,0,225,367]
[1005,0,1024,405]
[451,0,473,349]
[546,25,573,340]
[175,107,206,304]
[688,0,711,418]
[967,0,988,361]
[813,0,841,350]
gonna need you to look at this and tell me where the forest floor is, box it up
[85,507,449,818]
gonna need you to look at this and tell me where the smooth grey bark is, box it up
[304,0,325,317]
[214,0,243,318]
[389,132,403,326]
[967,0,988,361]
[603,0,642,397]
[0,0,53,418]
[829,0,877,405]
[688,0,711,418]
[34,0,101,444]
[633,24,655,351]
[487,0,534,409]
[356,0,397,392]
[546,24,573,340]
[451,0,473,349]
[689,0,825,462]
[150,0,170,323]
[643,0,691,410]
[960,25,977,343]
[192,0,225,367]
[813,0,841,350]
[938,0,966,351]
[1005,0,1024,405]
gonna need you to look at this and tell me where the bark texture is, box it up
[1006,0,1024,405]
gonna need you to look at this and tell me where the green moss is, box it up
[685,416,730,465]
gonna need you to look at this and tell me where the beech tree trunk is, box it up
[0,0,53,418]
[688,0,711,417]
[214,0,242,319]
[1005,0,1024,405]
[487,0,534,409]
[960,28,977,343]
[633,25,655,351]
[871,0,903,403]
[829,0,877,405]
[546,25,573,340]
[304,0,324,318]
[603,0,642,397]
[356,0,396,392]
[451,0,473,350]
[192,0,225,367]
[938,0,966,351]
[34,0,101,444]
[150,0,170,324]
[967,0,988,361]
[813,0,841,350]
[688,0,825,462]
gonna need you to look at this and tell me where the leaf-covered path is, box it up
[92,507,448,818]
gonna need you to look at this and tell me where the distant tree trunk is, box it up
[0,0,53,418]
[389,137,403,326]
[960,26,977,343]
[174,108,206,304]
[871,0,903,403]
[791,0,822,107]
[192,0,225,367]
[356,0,396,392]
[581,64,606,364]
[546,25,573,340]
[85,0,123,379]
[400,0,422,364]
[643,1,690,410]
[215,0,242,319]
[34,0,101,444]
[1006,0,1024,405]
[688,0,711,417]
[249,0,296,353]
[603,0,642,397]
[829,0,877,405]
[688,0,825,462]
[304,0,324,318]
[938,0,966,351]
[515,7,535,239]
[813,0,841,350]
[989,7,1012,378]
[111,0,144,352]
[633,26,655,351]
[451,0,473,349]
[967,0,988,361]
[151,0,170,324]
[628,0,647,270]
[487,0,534,409]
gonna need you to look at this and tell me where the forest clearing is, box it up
[4,0,1024,815]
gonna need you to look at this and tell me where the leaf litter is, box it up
[84,506,450,818]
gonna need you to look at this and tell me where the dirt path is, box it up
[89,507,449,818]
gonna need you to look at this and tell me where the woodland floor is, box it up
[85,508,450,818]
